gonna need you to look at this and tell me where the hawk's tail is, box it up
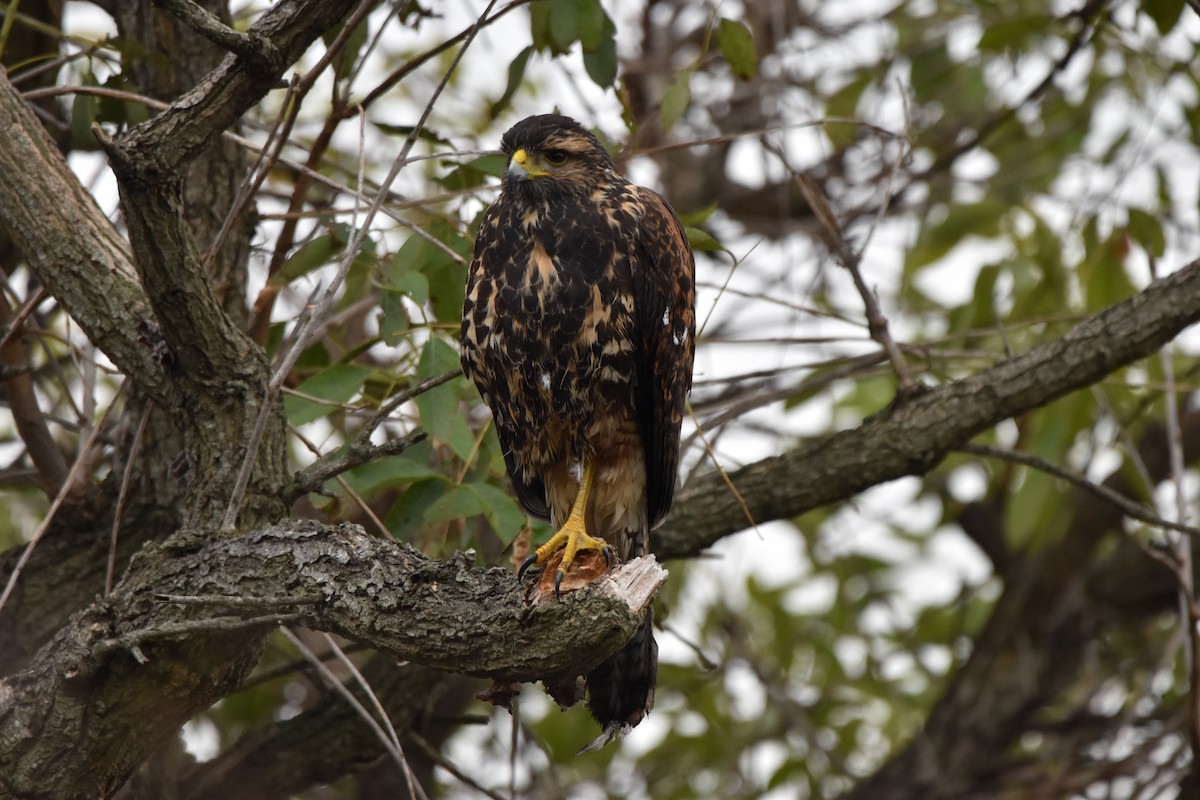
[579,606,657,753]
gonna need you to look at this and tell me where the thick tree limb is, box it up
[98,0,358,387]
[0,520,662,799]
[110,0,362,181]
[116,522,665,680]
[0,68,166,402]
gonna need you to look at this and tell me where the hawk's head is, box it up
[498,114,617,199]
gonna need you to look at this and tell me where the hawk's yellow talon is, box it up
[518,463,610,590]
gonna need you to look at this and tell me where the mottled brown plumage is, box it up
[460,114,696,745]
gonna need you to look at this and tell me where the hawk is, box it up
[460,114,696,745]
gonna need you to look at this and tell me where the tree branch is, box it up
[0,520,664,798]
[655,257,1200,559]
[0,68,166,402]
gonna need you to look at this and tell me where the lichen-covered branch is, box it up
[0,520,662,799]
[117,522,664,680]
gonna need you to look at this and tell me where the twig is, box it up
[154,593,325,607]
[106,405,151,595]
[219,0,498,532]
[0,382,125,614]
[792,170,918,398]
[288,423,392,537]
[94,613,304,660]
[1154,275,1200,769]
[0,285,47,350]
[288,368,459,499]
[203,73,301,271]
[209,0,377,271]
[407,731,510,800]
[156,0,281,65]
[321,631,423,800]
[282,627,427,800]
[0,287,68,492]
[959,443,1200,539]
[686,402,761,539]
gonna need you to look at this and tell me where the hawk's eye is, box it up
[544,150,569,166]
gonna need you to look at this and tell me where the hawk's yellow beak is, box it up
[508,148,549,181]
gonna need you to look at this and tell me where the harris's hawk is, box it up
[460,114,696,745]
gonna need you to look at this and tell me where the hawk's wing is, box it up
[463,202,551,521]
[632,188,696,529]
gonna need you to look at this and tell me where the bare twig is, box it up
[321,631,423,799]
[289,422,392,537]
[0,287,68,492]
[220,0,499,532]
[686,402,761,538]
[154,593,325,607]
[959,443,1200,539]
[94,614,305,660]
[288,368,459,499]
[0,382,125,614]
[407,731,510,800]
[281,627,427,799]
[792,171,918,398]
[1155,282,1200,769]
[106,405,151,595]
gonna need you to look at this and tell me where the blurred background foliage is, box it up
[2,0,1200,797]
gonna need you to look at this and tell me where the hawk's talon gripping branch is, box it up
[517,463,614,594]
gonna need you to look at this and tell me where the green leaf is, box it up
[529,0,552,51]
[825,74,871,149]
[1083,234,1135,311]
[582,34,618,88]
[325,15,370,81]
[377,289,410,347]
[272,224,350,285]
[976,15,1051,53]
[575,0,607,51]
[717,18,757,80]
[384,267,430,307]
[905,201,1005,273]
[378,260,431,346]
[422,481,525,543]
[490,46,534,119]
[549,0,578,52]
[423,483,485,525]
[471,482,526,543]
[391,221,471,323]
[435,154,507,190]
[416,338,473,459]
[1143,0,1185,35]
[370,123,455,149]
[947,263,999,334]
[1126,208,1165,258]
[70,73,101,150]
[909,45,952,105]
[343,448,439,495]
[284,364,373,425]
[684,226,727,253]
[678,203,718,227]
[661,69,692,132]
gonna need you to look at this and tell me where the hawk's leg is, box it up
[518,463,614,595]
